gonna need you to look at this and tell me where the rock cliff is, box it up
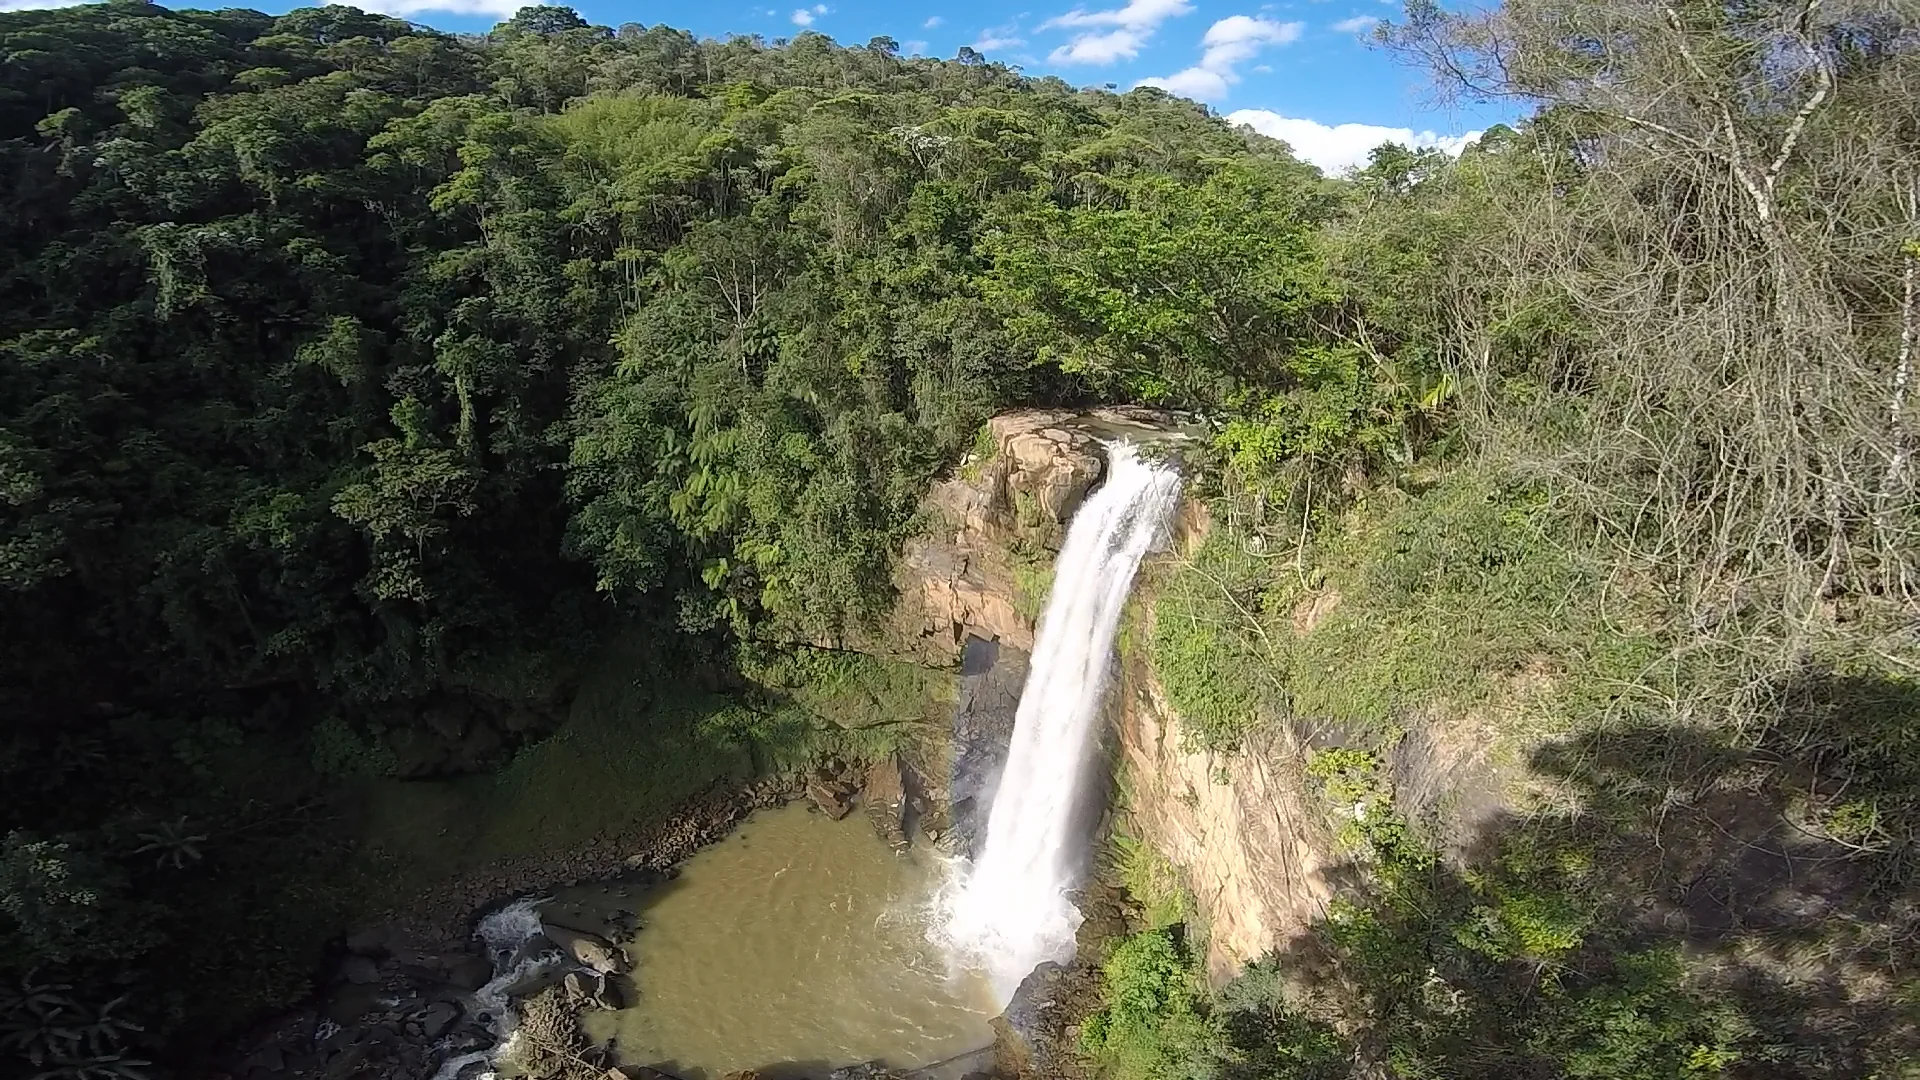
[889,407,1338,986]
[1110,641,1337,982]
[883,407,1182,665]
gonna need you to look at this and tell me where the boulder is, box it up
[420,1001,460,1039]
[344,926,390,958]
[444,953,493,991]
[992,961,1079,1079]
[806,778,855,820]
[543,923,631,976]
[606,907,640,943]
[339,955,380,985]
[241,1044,285,1075]
[539,899,617,938]
[592,974,626,1011]
[562,969,624,1010]
[509,932,557,969]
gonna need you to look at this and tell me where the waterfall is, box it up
[944,441,1182,1003]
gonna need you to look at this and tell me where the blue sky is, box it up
[4,0,1516,172]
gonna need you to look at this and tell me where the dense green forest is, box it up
[1,0,1916,1077]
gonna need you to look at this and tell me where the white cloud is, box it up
[972,24,1027,51]
[1041,0,1193,65]
[274,0,529,14]
[924,15,944,27]
[1226,109,1482,172]
[1042,0,1191,29]
[791,7,814,24]
[1140,67,1231,99]
[1051,28,1149,63]
[904,38,929,52]
[1137,14,1301,101]
[1332,14,1380,33]
[0,0,86,9]
[1199,14,1301,68]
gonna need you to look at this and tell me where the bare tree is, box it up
[1382,0,1920,711]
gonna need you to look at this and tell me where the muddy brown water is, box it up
[561,801,998,1080]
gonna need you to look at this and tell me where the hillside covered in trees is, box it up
[2,0,1917,1078]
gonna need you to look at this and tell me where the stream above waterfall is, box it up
[562,801,997,1079]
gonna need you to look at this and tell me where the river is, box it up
[557,801,997,1079]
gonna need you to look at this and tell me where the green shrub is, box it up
[1150,536,1282,751]
[1529,949,1748,1080]
[1083,929,1213,1080]
[736,644,949,752]
[1156,467,1666,759]
[1305,745,1433,876]
[1014,558,1055,622]
[309,716,399,779]
[959,423,998,481]
[1212,961,1350,1080]
[1111,833,1194,931]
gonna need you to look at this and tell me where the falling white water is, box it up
[944,442,1182,1003]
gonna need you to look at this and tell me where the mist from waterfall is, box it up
[943,442,1183,1003]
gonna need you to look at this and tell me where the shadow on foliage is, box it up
[1232,667,1920,1080]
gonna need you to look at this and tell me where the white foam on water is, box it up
[429,896,561,1080]
[429,1049,493,1080]
[941,442,1182,1003]
[477,895,547,959]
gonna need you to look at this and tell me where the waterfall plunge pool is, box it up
[556,801,998,1079]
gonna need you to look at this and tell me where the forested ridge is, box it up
[2,0,1917,1077]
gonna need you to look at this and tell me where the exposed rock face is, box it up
[884,408,1185,665]
[864,753,912,854]
[806,760,861,820]
[991,960,1097,1080]
[943,636,1028,859]
[1111,553,1336,982]
[991,412,1106,547]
